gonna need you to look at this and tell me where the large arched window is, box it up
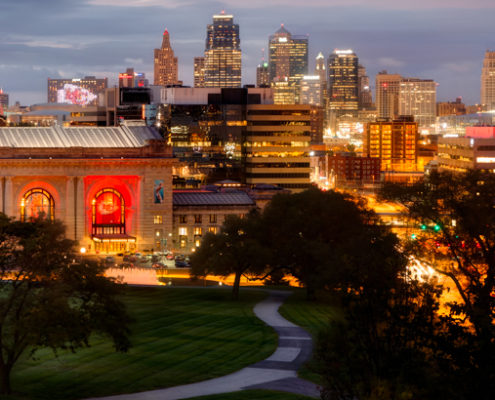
[20,188,55,221]
[91,188,125,235]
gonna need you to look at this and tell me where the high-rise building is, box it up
[47,77,107,106]
[154,29,181,86]
[358,65,372,109]
[327,49,359,113]
[256,62,270,87]
[245,104,311,192]
[481,50,495,110]
[315,52,327,107]
[194,57,205,88]
[119,68,149,88]
[300,76,322,106]
[203,12,241,88]
[375,71,402,120]
[0,89,8,114]
[366,117,418,171]
[399,78,436,128]
[268,25,308,101]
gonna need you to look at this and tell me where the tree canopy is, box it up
[0,214,131,394]
[380,169,495,399]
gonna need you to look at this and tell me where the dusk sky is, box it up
[1,0,494,106]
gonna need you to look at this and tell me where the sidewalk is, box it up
[86,290,320,400]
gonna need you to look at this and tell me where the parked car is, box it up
[104,256,117,266]
[175,259,190,268]
[166,253,174,260]
[152,262,166,269]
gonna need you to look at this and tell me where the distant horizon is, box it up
[1,0,493,106]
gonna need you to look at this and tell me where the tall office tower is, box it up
[268,25,308,91]
[375,71,402,119]
[358,64,372,109]
[47,77,107,105]
[481,50,495,110]
[0,89,8,114]
[119,68,149,88]
[194,57,206,88]
[245,104,311,192]
[300,76,322,106]
[315,52,327,106]
[154,29,180,86]
[203,12,241,88]
[366,117,418,171]
[327,49,359,113]
[256,62,270,87]
[399,78,437,128]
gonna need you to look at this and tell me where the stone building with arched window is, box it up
[0,125,175,254]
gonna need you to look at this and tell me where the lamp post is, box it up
[79,246,86,263]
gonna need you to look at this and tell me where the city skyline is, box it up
[1,0,494,105]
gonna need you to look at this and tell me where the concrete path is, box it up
[86,290,320,400]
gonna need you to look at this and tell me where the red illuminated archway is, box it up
[91,188,125,236]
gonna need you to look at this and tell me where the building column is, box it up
[65,177,76,240]
[4,177,14,217]
[0,177,4,215]
[75,177,86,245]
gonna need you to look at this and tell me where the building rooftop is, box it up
[0,125,162,148]
[173,191,255,207]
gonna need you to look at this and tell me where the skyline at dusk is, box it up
[1,0,494,105]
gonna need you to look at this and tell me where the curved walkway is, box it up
[87,290,320,400]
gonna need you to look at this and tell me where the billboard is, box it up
[57,83,98,106]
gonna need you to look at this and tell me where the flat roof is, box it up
[173,191,255,207]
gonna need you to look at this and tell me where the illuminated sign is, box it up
[476,157,495,163]
[335,49,353,55]
[57,84,97,106]
[278,37,288,43]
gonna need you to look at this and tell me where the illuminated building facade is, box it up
[375,71,401,120]
[366,118,418,171]
[119,68,149,88]
[0,125,175,255]
[203,13,242,88]
[47,77,108,106]
[194,57,206,88]
[257,62,270,87]
[437,97,466,116]
[268,25,308,94]
[438,134,495,172]
[272,79,297,105]
[300,76,323,107]
[481,50,495,110]
[244,104,312,192]
[154,29,181,86]
[327,50,359,113]
[358,65,373,109]
[328,154,381,185]
[399,78,436,128]
[0,90,8,114]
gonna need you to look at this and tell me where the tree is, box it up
[0,214,131,394]
[380,169,495,399]
[260,188,404,299]
[190,212,269,299]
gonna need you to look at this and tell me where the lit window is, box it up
[194,227,202,236]
[208,226,218,234]
[154,215,163,224]
[178,227,187,236]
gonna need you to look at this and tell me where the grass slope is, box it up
[8,287,276,400]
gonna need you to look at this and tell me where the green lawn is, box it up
[279,289,341,383]
[185,389,316,400]
[8,287,277,400]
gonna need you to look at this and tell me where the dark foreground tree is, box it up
[380,169,495,400]
[0,214,131,394]
[261,187,404,299]
[190,212,269,299]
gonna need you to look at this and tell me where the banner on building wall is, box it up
[154,180,164,204]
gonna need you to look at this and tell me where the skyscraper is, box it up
[358,64,372,109]
[399,78,437,128]
[327,49,359,113]
[481,50,495,110]
[194,57,205,88]
[268,25,308,90]
[154,29,180,86]
[203,12,241,88]
[256,62,270,87]
[375,71,402,119]
[314,52,327,107]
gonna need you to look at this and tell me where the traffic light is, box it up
[411,233,417,240]
[420,224,427,230]
[434,224,441,232]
